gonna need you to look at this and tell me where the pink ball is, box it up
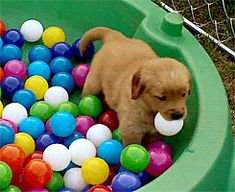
[147,140,172,156]
[72,64,90,88]
[75,115,95,135]
[3,60,27,80]
[145,148,172,177]
[45,118,52,133]
[0,118,18,133]
[27,188,49,192]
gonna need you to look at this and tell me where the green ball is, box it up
[2,185,21,192]
[0,87,2,98]
[30,101,54,122]
[78,95,103,119]
[0,161,12,189]
[112,129,123,143]
[46,171,64,191]
[57,101,80,117]
[121,144,150,173]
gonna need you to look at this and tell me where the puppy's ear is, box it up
[131,70,145,100]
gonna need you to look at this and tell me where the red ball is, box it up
[98,110,119,132]
[88,185,112,192]
[0,20,7,36]
[0,68,5,83]
[0,144,26,172]
[103,166,116,186]
[11,169,31,191]
[23,159,52,187]
[24,151,43,166]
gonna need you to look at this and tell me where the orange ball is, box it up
[0,67,5,84]
[0,20,7,37]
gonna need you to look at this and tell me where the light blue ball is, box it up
[50,111,76,137]
[12,89,37,110]
[49,56,73,74]
[98,139,124,165]
[63,131,85,148]
[18,117,45,139]
[0,124,15,148]
[28,45,51,63]
[1,44,22,64]
[28,60,51,81]
[0,37,3,48]
[51,72,75,93]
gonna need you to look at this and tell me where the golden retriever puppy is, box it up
[80,27,192,147]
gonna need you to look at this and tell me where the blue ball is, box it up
[36,132,60,151]
[111,172,141,192]
[72,38,95,61]
[2,29,24,48]
[49,57,73,74]
[81,185,92,192]
[18,117,45,139]
[1,75,24,98]
[51,72,75,93]
[0,124,15,148]
[98,139,123,165]
[28,45,51,63]
[60,162,77,175]
[63,131,85,148]
[50,111,76,137]
[58,188,76,192]
[28,60,51,81]
[12,89,37,110]
[51,42,73,59]
[0,37,3,48]
[1,44,22,64]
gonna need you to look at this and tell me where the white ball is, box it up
[154,113,184,136]
[2,103,28,125]
[20,19,43,42]
[43,144,71,171]
[63,168,88,191]
[44,86,69,108]
[69,139,96,166]
[86,124,112,147]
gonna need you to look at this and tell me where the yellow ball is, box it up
[0,101,3,118]
[81,157,109,185]
[42,26,66,48]
[15,133,35,156]
[25,75,48,100]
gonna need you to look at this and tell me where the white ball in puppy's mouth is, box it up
[154,113,184,136]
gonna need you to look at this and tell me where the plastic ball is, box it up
[81,157,109,185]
[46,171,64,191]
[44,86,69,108]
[20,19,43,42]
[51,72,75,93]
[0,144,25,172]
[51,42,73,59]
[0,67,5,83]
[78,95,103,119]
[36,133,60,151]
[12,89,37,110]
[112,129,123,144]
[145,148,172,177]
[29,45,51,63]
[0,101,3,117]
[14,132,35,156]
[1,44,22,64]
[28,60,51,81]
[86,124,112,147]
[88,185,112,192]
[3,60,27,80]
[60,161,77,176]
[98,139,123,165]
[57,101,80,117]
[63,168,87,191]
[0,119,18,133]
[30,101,54,122]
[27,188,49,192]
[121,144,150,173]
[25,75,49,100]
[0,20,7,36]
[98,110,119,132]
[1,76,24,98]
[154,112,184,136]
[58,187,76,192]
[75,115,96,135]
[0,161,12,189]
[18,117,45,139]
[49,56,73,75]
[63,131,85,148]
[72,38,95,61]
[0,37,2,48]
[69,138,96,166]
[72,64,90,88]
[50,111,76,137]
[2,29,24,48]
[103,166,116,186]
[43,144,71,171]
[2,103,28,125]
[42,26,65,48]
[24,159,52,187]
[45,119,51,133]
[147,140,172,156]
[0,124,15,148]
[2,185,21,192]
[111,172,141,192]
[24,151,43,166]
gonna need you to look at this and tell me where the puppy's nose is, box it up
[171,111,184,120]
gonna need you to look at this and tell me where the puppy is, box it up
[80,27,192,147]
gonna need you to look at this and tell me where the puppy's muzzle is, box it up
[171,111,184,120]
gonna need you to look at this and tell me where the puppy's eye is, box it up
[156,96,167,101]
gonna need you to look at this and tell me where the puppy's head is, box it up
[131,58,192,121]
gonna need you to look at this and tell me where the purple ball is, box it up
[58,188,76,192]
[72,38,94,61]
[2,29,24,48]
[145,148,172,177]
[147,140,172,156]
[51,42,73,60]
[75,115,95,135]
[72,64,90,88]
[36,132,60,151]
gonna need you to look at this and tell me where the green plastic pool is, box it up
[1,0,234,191]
